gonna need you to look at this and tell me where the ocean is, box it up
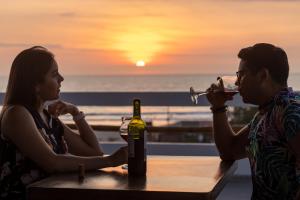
[1,74,300,126]
[2,74,299,92]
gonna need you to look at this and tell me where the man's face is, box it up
[235,60,263,104]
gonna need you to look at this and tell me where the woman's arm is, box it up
[48,101,103,156]
[1,106,127,173]
[62,122,103,156]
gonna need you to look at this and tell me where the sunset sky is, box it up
[1,0,300,75]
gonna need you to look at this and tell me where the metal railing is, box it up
[0,91,252,175]
[1,91,249,135]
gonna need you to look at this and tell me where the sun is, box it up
[136,60,145,67]
[113,30,164,66]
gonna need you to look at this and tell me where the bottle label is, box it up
[144,130,147,161]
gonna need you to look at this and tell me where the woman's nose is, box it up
[59,74,64,82]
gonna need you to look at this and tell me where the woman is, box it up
[0,46,128,199]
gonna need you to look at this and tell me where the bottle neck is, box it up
[133,99,141,118]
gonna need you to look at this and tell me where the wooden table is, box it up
[27,156,237,200]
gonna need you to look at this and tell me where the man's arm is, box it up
[213,111,250,161]
[282,102,300,199]
[287,133,300,199]
[206,81,250,161]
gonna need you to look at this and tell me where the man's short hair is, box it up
[238,43,289,85]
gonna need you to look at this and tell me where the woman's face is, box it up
[37,60,64,101]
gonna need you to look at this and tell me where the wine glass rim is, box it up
[190,86,195,94]
[122,116,132,120]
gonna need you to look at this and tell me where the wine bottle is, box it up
[128,99,147,176]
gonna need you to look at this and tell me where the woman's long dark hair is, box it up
[3,46,55,109]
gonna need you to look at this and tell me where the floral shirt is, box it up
[0,107,67,200]
[246,88,300,200]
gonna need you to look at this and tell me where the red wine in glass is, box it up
[119,117,132,170]
[120,133,128,142]
[120,117,132,142]
[120,117,131,142]
[190,75,238,104]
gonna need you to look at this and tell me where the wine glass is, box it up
[190,75,238,105]
[119,116,132,169]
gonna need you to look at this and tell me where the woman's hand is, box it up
[206,78,233,108]
[48,100,79,118]
[108,146,128,167]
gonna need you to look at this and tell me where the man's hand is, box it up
[206,77,233,108]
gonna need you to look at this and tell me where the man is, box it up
[206,43,300,200]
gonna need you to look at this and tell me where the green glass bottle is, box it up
[128,99,147,176]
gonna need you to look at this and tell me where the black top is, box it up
[0,106,66,200]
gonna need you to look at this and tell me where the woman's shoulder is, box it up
[1,105,35,137]
[2,105,32,120]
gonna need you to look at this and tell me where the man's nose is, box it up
[235,79,239,86]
